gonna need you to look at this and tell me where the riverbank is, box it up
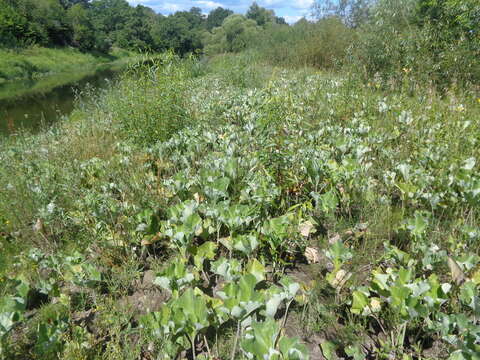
[0,48,164,136]
[0,47,155,120]
[0,46,133,84]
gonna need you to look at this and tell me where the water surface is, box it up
[0,68,119,135]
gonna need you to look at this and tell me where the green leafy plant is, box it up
[0,281,29,355]
[241,318,308,360]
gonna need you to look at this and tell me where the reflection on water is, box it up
[0,69,118,136]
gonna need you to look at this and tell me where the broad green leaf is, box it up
[193,241,217,269]
[279,277,301,298]
[265,292,284,318]
[351,290,369,315]
[246,259,265,283]
[241,319,279,359]
[320,190,338,214]
[212,257,241,281]
[233,234,259,256]
[345,345,366,360]
[320,341,337,360]
[278,336,309,359]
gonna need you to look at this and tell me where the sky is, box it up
[127,0,314,24]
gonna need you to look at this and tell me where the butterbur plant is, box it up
[154,258,197,296]
[0,281,29,355]
[351,266,452,356]
[161,200,203,255]
[324,238,353,291]
[152,287,211,359]
[241,319,308,360]
[325,239,352,272]
[261,215,295,276]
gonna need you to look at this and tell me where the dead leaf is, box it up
[370,298,382,313]
[328,233,341,244]
[219,236,232,251]
[299,221,315,237]
[448,256,466,285]
[330,269,352,289]
[304,247,319,264]
[193,193,204,203]
[33,218,44,233]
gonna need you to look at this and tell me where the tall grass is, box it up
[253,18,354,70]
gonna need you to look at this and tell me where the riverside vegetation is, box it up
[1,0,480,359]
[0,47,134,84]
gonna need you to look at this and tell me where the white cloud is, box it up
[283,15,302,24]
[291,0,314,10]
[126,0,314,17]
[194,0,224,9]
[258,0,314,10]
[161,2,183,11]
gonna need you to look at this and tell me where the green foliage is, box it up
[151,13,202,55]
[203,14,260,55]
[0,0,28,47]
[241,319,308,359]
[2,0,479,91]
[97,52,192,145]
[246,2,276,26]
[66,3,95,51]
[0,281,29,355]
[0,0,217,54]
[245,0,480,88]
[312,0,372,27]
[343,0,480,88]
[206,6,233,30]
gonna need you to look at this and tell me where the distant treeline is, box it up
[0,0,286,54]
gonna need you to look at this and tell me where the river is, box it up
[0,68,120,136]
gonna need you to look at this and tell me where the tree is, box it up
[59,0,89,9]
[203,14,260,54]
[23,0,72,46]
[0,0,28,47]
[89,0,131,35]
[312,0,372,27]
[67,3,95,50]
[416,0,480,39]
[246,2,275,26]
[115,5,154,51]
[206,7,233,30]
[152,14,199,55]
[174,7,206,31]
[0,0,212,54]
